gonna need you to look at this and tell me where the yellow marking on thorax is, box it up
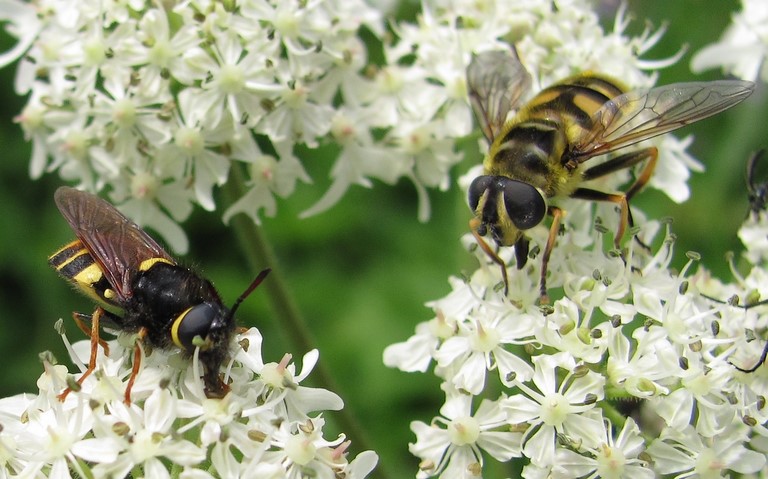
[139,257,174,272]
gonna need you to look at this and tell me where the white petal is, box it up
[71,438,120,463]
[383,334,435,372]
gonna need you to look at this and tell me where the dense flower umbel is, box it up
[0,0,702,252]
[387,204,768,477]
[0,328,377,477]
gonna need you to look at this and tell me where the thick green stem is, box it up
[220,167,387,479]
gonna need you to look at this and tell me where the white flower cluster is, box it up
[691,0,768,82]
[386,203,768,477]
[382,2,768,475]
[0,0,706,254]
[0,0,385,253]
[0,327,377,477]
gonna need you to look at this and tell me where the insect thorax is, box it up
[127,262,224,349]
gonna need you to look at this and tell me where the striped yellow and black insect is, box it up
[49,186,270,403]
[467,48,754,300]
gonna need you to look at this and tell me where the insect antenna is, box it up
[228,268,271,319]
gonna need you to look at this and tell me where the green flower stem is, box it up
[597,399,627,432]
[221,166,386,479]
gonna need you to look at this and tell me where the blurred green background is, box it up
[0,1,764,477]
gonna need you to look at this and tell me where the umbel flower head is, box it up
[0,0,479,254]
[1,327,378,477]
[0,0,702,254]
[381,1,767,478]
[386,206,768,477]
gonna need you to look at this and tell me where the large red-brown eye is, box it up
[500,178,546,230]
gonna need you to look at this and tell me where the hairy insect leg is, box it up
[124,327,148,405]
[57,307,104,402]
[470,218,510,294]
[539,206,565,304]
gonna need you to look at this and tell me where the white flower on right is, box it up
[647,424,765,477]
[691,0,768,82]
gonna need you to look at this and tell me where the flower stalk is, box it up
[220,163,379,472]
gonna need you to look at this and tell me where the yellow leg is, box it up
[58,307,104,401]
[539,207,565,304]
[72,311,110,357]
[124,327,148,405]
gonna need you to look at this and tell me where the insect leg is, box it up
[57,307,105,402]
[123,327,148,405]
[581,147,657,186]
[623,148,659,202]
[571,188,630,249]
[582,147,658,245]
[539,206,565,304]
[72,311,110,356]
[470,217,510,294]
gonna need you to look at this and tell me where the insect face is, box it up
[468,175,547,246]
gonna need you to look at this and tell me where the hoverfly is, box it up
[49,187,270,403]
[467,47,754,300]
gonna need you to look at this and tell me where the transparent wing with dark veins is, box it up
[569,79,755,162]
[54,187,175,301]
[467,47,532,143]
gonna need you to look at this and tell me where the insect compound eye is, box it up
[468,175,496,211]
[173,303,218,352]
[499,178,546,230]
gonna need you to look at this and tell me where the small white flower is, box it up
[553,418,654,479]
[606,326,675,398]
[647,424,766,477]
[409,388,521,478]
[0,0,40,69]
[503,353,606,467]
[383,310,457,373]
[434,308,535,394]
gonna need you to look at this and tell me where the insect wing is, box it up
[467,47,532,143]
[54,187,175,301]
[570,79,755,161]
